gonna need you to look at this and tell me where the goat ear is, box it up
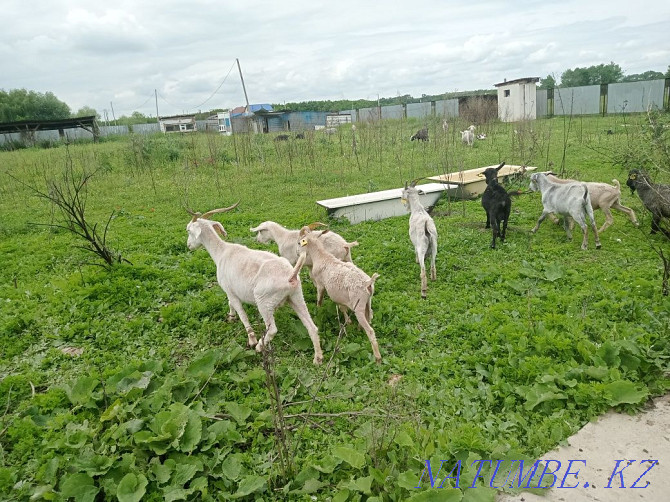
[212,222,227,239]
[299,226,310,237]
[404,181,408,189]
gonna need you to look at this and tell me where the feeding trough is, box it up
[427,164,536,199]
[316,183,457,224]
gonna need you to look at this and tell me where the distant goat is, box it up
[529,173,601,250]
[461,125,475,146]
[186,205,323,364]
[411,127,429,142]
[299,228,382,363]
[274,134,290,142]
[546,173,638,233]
[480,162,511,249]
[295,132,305,139]
[401,179,438,298]
[442,120,449,133]
[627,169,670,237]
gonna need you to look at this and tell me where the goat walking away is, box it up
[480,162,511,249]
[461,125,475,146]
[546,173,637,233]
[401,179,438,298]
[529,173,601,250]
[411,127,429,142]
[186,205,323,365]
[298,227,382,363]
[627,169,670,237]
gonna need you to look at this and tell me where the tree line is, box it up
[2,62,668,122]
[539,62,670,89]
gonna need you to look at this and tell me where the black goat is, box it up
[481,162,511,249]
[410,127,429,142]
[274,134,290,142]
[627,169,670,237]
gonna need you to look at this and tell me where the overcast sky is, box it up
[2,0,669,119]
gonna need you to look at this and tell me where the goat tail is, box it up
[288,252,306,286]
[345,240,359,250]
[582,184,589,202]
[365,272,380,292]
[611,179,621,190]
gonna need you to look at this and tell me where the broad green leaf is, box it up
[221,454,243,480]
[462,486,496,502]
[332,489,350,502]
[398,470,420,490]
[233,475,266,497]
[605,380,648,405]
[408,488,462,502]
[311,455,341,473]
[151,461,173,484]
[394,430,414,448]
[186,350,221,380]
[225,402,252,425]
[60,473,98,502]
[543,263,564,282]
[100,398,125,422]
[301,478,325,493]
[179,411,202,452]
[598,341,621,367]
[523,385,566,411]
[163,486,191,502]
[115,370,153,393]
[172,462,198,486]
[117,473,147,502]
[333,446,365,469]
[65,377,99,406]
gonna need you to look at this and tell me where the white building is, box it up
[159,114,197,133]
[494,77,540,122]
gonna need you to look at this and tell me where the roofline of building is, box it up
[494,77,540,87]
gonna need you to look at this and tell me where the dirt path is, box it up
[497,393,670,502]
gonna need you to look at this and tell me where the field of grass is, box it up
[1,113,669,501]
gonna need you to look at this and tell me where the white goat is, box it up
[250,221,357,267]
[545,173,638,233]
[442,120,449,133]
[401,180,438,298]
[186,206,323,364]
[298,228,381,363]
[461,125,475,146]
[529,173,602,250]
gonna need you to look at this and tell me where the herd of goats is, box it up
[184,146,670,364]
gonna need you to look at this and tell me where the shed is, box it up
[159,114,197,133]
[316,183,456,224]
[494,77,540,122]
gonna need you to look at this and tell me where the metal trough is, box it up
[427,164,537,199]
[316,182,457,224]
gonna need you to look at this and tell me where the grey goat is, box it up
[626,169,670,237]
[529,172,601,250]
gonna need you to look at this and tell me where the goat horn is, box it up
[184,205,202,222]
[410,177,425,187]
[307,222,328,230]
[200,202,240,220]
[496,161,506,171]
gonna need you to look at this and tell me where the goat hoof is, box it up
[313,355,323,365]
[596,244,602,249]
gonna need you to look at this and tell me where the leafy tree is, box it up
[539,74,556,89]
[73,106,99,119]
[0,88,70,122]
[621,71,665,82]
[560,62,623,87]
[665,65,670,78]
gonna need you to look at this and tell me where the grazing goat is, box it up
[250,221,356,267]
[627,169,670,237]
[401,180,438,298]
[461,125,475,146]
[480,162,511,249]
[298,228,381,363]
[411,127,429,142]
[546,173,638,233]
[295,132,305,139]
[186,205,323,364]
[442,120,449,133]
[529,173,601,250]
[274,134,290,142]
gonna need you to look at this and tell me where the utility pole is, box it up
[110,101,116,125]
[155,89,160,124]
[236,58,250,113]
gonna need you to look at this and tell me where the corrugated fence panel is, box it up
[406,102,432,118]
[285,111,328,130]
[100,125,130,136]
[132,123,160,134]
[266,116,285,133]
[536,89,548,117]
[554,85,600,115]
[358,107,380,122]
[607,80,665,113]
[435,99,459,118]
[381,104,404,120]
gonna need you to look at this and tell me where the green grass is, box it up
[1,114,669,501]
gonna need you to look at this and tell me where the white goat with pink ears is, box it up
[185,204,323,365]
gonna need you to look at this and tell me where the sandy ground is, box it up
[497,393,670,502]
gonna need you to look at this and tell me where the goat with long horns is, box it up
[185,203,324,364]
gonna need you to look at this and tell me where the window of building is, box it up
[504,90,511,97]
